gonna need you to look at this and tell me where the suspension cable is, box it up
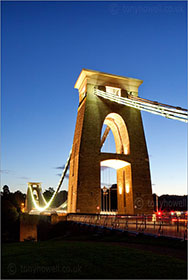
[94,89,188,123]
[29,148,72,211]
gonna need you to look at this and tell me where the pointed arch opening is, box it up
[100,113,131,214]
[101,113,130,155]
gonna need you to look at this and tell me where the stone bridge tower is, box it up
[67,69,153,215]
[25,182,46,212]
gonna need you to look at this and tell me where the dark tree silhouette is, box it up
[2,185,10,195]
[1,185,26,242]
[43,187,55,202]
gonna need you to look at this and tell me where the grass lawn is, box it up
[2,239,187,279]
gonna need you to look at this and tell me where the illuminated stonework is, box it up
[67,69,153,215]
[25,182,46,212]
[103,113,130,154]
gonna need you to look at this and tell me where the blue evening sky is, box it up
[1,1,187,195]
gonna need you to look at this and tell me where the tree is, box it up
[52,190,68,207]
[43,187,55,202]
[13,191,26,211]
[1,187,26,242]
[2,185,10,195]
[48,187,55,194]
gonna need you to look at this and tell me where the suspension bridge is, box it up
[20,69,188,241]
[21,69,187,241]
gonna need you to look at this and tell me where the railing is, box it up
[67,214,188,240]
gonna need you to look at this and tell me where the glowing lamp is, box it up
[101,159,129,170]
[124,148,128,155]
[119,186,122,195]
[176,211,181,216]
[125,184,130,193]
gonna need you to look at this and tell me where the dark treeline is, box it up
[1,185,26,242]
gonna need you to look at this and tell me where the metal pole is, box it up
[102,191,105,211]
[177,217,179,233]
[109,188,111,212]
[106,192,108,212]
[156,195,158,212]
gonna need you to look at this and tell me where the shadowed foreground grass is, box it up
[2,240,187,279]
